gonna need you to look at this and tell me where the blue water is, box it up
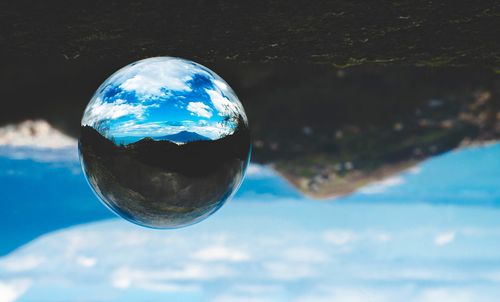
[1,144,500,301]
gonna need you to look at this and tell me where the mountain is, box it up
[80,119,250,178]
[156,131,210,143]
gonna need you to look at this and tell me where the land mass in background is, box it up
[0,1,499,198]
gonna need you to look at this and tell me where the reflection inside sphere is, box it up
[79,57,251,228]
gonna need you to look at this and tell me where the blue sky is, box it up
[2,123,500,302]
[81,57,247,142]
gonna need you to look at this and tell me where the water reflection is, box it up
[1,143,500,301]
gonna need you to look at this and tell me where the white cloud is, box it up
[323,230,356,245]
[0,256,43,272]
[193,246,249,262]
[415,288,475,302]
[139,282,200,293]
[358,176,405,195]
[281,247,329,263]
[213,79,229,91]
[434,231,456,246]
[119,58,199,95]
[0,120,75,149]
[82,98,155,127]
[111,119,231,140]
[111,267,200,292]
[372,233,392,243]
[357,268,468,282]
[0,279,31,302]
[264,262,316,281]
[205,89,239,117]
[228,284,283,295]
[76,256,97,268]
[111,264,233,291]
[187,102,213,118]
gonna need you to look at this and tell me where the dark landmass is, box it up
[156,131,210,143]
[1,1,499,198]
[79,120,250,228]
[238,66,500,197]
[1,1,499,69]
[3,63,500,198]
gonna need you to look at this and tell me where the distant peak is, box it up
[156,131,210,143]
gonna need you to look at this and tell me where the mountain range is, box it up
[114,131,210,145]
[156,131,209,143]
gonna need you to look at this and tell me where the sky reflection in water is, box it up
[1,143,500,302]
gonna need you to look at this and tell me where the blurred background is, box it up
[1,1,500,301]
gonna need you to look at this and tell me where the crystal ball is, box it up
[79,57,251,228]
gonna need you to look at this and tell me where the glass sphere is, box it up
[79,57,251,228]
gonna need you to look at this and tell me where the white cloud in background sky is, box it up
[2,202,500,302]
[192,246,250,262]
[0,279,32,302]
[434,231,456,246]
[322,230,356,245]
[187,102,213,118]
